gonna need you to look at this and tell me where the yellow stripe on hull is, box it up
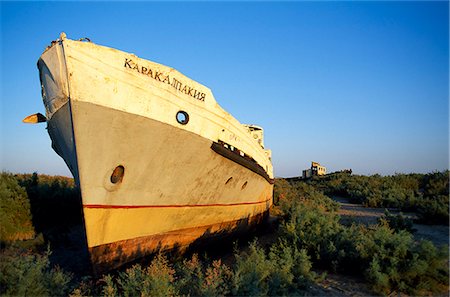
[84,200,271,248]
[84,205,271,275]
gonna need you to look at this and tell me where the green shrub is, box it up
[116,264,147,296]
[379,210,414,233]
[175,253,204,295]
[101,274,118,297]
[272,178,300,217]
[363,223,449,295]
[416,195,449,225]
[307,172,351,196]
[409,241,449,294]
[326,224,367,273]
[273,178,339,218]
[16,172,82,233]
[295,182,339,212]
[176,253,232,297]
[0,247,73,296]
[231,239,316,296]
[423,171,449,197]
[281,200,342,265]
[115,253,176,297]
[0,173,35,242]
[201,259,233,296]
[412,171,449,225]
[267,239,314,295]
[69,276,96,297]
[232,241,272,296]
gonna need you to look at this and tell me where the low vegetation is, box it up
[306,171,449,225]
[379,209,414,233]
[14,173,81,233]
[0,171,448,296]
[71,241,316,297]
[274,178,449,295]
[1,246,73,296]
[0,173,35,242]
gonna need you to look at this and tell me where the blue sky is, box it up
[1,1,448,177]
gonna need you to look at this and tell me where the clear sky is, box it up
[1,1,448,178]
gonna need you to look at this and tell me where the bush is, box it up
[0,173,35,242]
[0,247,73,296]
[416,195,449,225]
[414,171,449,225]
[115,253,177,297]
[232,241,272,296]
[272,178,299,217]
[363,223,449,295]
[176,254,232,296]
[15,172,82,233]
[232,240,314,296]
[272,178,338,218]
[281,200,342,265]
[379,210,414,233]
[175,253,204,296]
[201,259,233,296]
[267,240,315,295]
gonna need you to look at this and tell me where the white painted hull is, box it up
[37,34,273,273]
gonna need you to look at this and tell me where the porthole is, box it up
[111,165,125,184]
[241,181,248,190]
[176,111,189,125]
[225,177,233,185]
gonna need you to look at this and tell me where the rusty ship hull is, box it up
[36,33,274,274]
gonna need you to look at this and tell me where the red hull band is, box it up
[83,198,272,209]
